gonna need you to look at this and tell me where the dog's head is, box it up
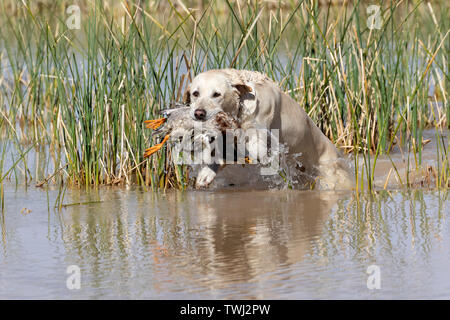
[183,70,252,121]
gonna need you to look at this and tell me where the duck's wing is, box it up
[159,103,190,117]
[162,107,190,117]
[151,106,191,137]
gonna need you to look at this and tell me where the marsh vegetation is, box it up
[0,0,448,192]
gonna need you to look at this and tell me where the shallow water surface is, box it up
[0,186,449,299]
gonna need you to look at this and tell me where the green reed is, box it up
[0,0,448,190]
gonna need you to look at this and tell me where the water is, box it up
[0,186,449,299]
[0,129,448,299]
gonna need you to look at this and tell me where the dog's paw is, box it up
[195,166,217,189]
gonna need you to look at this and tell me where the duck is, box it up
[143,103,241,159]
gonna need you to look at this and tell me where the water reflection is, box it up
[58,190,339,298]
[0,187,449,299]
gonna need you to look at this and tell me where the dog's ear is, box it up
[233,83,257,117]
[182,85,191,104]
[232,83,252,97]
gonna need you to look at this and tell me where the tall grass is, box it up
[0,0,448,190]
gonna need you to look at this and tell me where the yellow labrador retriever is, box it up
[184,68,355,190]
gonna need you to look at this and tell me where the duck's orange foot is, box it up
[143,135,170,158]
[144,118,167,130]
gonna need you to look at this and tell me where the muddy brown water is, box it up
[0,130,449,299]
[0,186,449,299]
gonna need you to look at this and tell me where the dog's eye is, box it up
[192,91,199,97]
[212,92,221,98]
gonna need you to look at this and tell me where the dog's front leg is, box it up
[195,164,223,188]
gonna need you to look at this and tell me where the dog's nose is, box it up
[194,109,207,120]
